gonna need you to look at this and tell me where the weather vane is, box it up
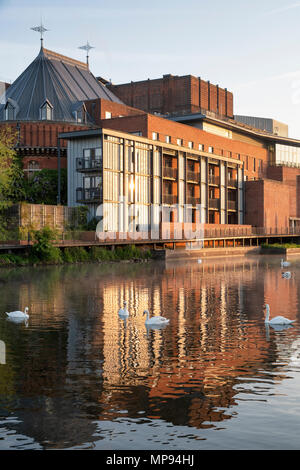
[30,22,49,47]
[78,41,94,68]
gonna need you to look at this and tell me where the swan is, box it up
[282,271,292,279]
[281,259,290,267]
[6,307,29,320]
[264,304,295,325]
[143,309,169,326]
[118,301,129,317]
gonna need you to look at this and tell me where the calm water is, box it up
[0,254,300,450]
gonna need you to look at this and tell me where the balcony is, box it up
[187,196,201,206]
[209,198,220,210]
[163,194,178,205]
[163,167,177,179]
[209,175,220,185]
[76,187,102,203]
[187,171,200,182]
[227,200,237,211]
[227,178,238,188]
[76,157,102,172]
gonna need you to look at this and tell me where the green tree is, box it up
[25,169,67,205]
[0,127,25,209]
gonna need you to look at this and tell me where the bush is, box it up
[62,247,89,263]
[31,227,62,263]
[89,246,115,261]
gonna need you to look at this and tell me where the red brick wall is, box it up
[108,75,234,118]
[22,156,67,170]
[84,98,145,123]
[245,179,290,229]
[0,122,90,149]
[100,114,149,136]
[267,166,300,218]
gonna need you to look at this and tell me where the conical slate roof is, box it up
[0,46,123,123]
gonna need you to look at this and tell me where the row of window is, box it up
[4,100,87,123]
[5,100,53,121]
[152,132,214,153]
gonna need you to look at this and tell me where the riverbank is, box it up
[260,243,300,255]
[0,245,153,267]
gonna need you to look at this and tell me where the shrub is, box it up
[90,246,115,261]
[62,246,89,263]
[30,227,62,263]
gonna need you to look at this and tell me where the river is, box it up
[0,254,300,450]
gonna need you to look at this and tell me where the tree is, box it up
[0,127,25,209]
[24,169,67,205]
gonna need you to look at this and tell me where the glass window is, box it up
[105,111,112,119]
[5,102,15,120]
[77,107,86,123]
[152,132,158,141]
[40,101,52,120]
[177,138,183,146]
[198,143,204,151]
[188,141,194,149]
[27,160,40,178]
[165,135,171,144]
[208,146,214,153]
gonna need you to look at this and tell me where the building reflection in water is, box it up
[0,255,299,448]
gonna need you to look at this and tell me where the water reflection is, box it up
[0,255,299,449]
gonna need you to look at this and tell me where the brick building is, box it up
[0,45,122,175]
[107,74,234,118]
[1,42,300,232]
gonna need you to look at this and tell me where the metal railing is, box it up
[76,187,102,203]
[187,171,200,182]
[187,196,201,206]
[163,167,178,179]
[227,200,237,210]
[227,179,237,188]
[163,194,178,205]
[209,198,220,209]
[76,157,102,172]
[208,175,220,185]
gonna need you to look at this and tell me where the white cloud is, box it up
[264,2,300,16]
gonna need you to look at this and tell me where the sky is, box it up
[1,0,300,137]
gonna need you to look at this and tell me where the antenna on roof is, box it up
[78,41,94,68]
[31,21,49,48]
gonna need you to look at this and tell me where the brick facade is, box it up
[97,109,269,181]
[108,75,234,118]
[245,179,291,229]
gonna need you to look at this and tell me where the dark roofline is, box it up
[59,128,102,139]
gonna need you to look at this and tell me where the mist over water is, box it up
[0,255,300,450]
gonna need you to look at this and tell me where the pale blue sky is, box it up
[1,0,300,137]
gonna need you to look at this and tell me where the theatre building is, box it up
[0,44,122,175]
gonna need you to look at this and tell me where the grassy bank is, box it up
[262,243,300,249]
[0,228,152,267]
[0,245,152,267]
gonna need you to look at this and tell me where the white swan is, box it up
[264,304,295,325]
[282,271,292,279]
[118,301,129,317]
[143,309,169,326]
[281,259,290,267]
[6,307,29,320]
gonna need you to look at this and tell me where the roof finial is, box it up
[31,21,49,48]
[78,41,94,68]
